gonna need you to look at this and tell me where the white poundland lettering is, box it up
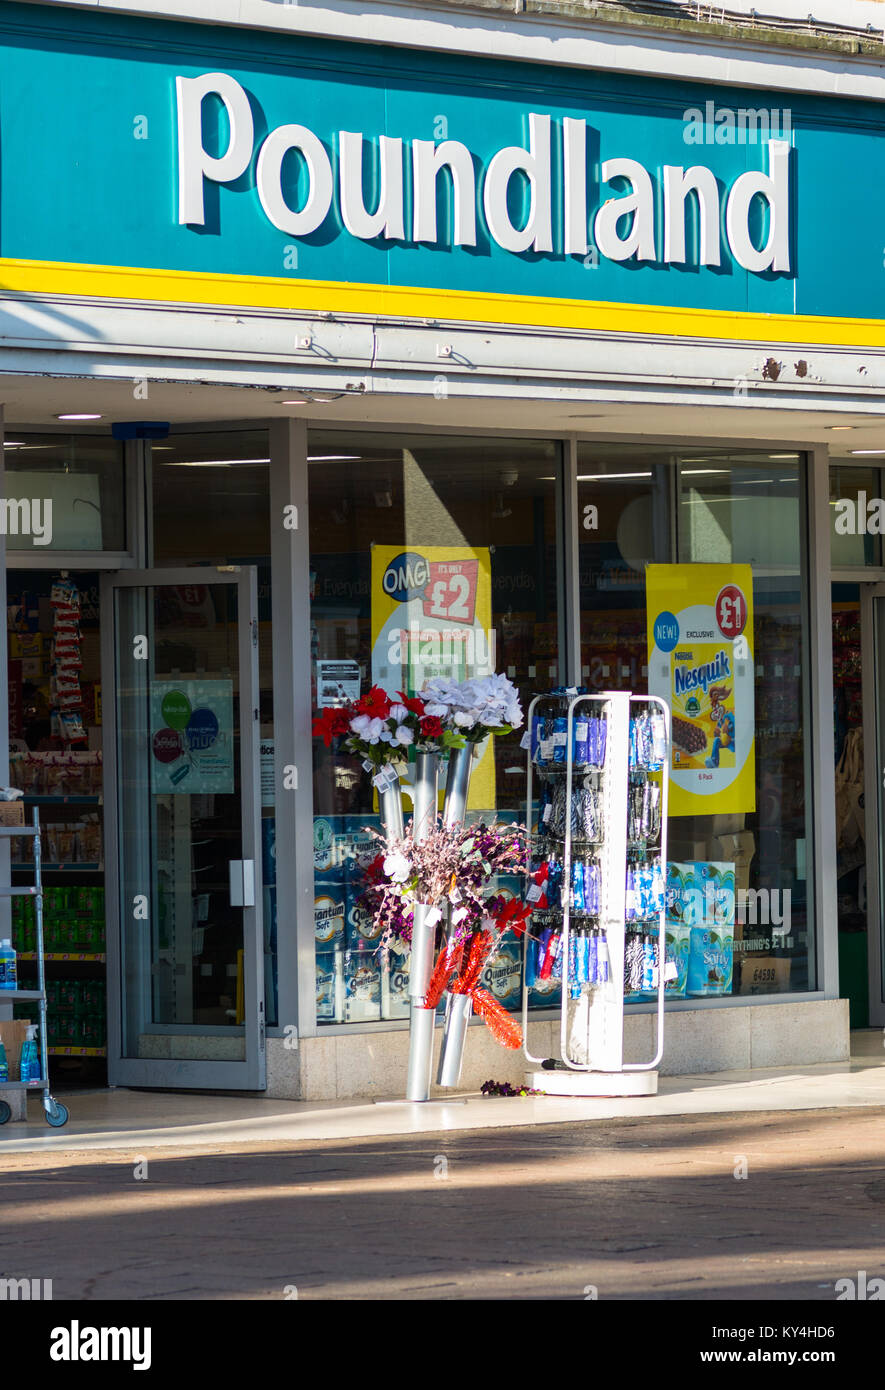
[175,75,791,274]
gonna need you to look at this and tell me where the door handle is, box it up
[229,859,255,908]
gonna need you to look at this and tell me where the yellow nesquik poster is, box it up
[646,564,755,816]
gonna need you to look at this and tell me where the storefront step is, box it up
[266,999,849,1102]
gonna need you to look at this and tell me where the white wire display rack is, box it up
[521,690,671,1097]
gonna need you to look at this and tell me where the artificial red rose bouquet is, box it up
[312,685,469,768]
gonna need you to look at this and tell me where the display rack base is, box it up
[527,1069,658,1097]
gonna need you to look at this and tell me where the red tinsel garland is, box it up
[471,987,523,1050]
[450,929,494,995]
[424,941,463,1010]
[441,928,524,1050]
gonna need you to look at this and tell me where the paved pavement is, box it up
[3,1031,885,1154]
[3,1106,885,1300]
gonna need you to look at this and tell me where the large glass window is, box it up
[308,432,561,1025]
[4,433,125,551]
[578,445,813,1002]
[830,463,883,568]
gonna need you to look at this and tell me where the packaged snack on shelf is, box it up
[9,632,46,659]
[21,753,45,795]
[76,815,102,862]
[45,757,75,797]
[55,827,76,864]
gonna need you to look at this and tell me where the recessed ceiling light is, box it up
[306,454,361,462]
[578,471,653,481]
[279,400,311,406]
[849,450,885,456]
[57,413,102,421]
[3,441,24,448]
[162,458,270,467]
[828,426,855,431]
[682,468,729,476]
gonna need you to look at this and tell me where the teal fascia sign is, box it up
[0,0,881,323]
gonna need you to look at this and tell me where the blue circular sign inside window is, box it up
[186,707,219,752]
[653,611,679,652]
[381,550,431,603]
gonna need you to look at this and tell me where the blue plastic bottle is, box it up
[0,939,16,990]
[0,1040,7,1082]
[20,1025,39,1084]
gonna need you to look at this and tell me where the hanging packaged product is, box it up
[59,711,88,745]
[50,576,87,745]
[548,782,602,842]
[629,710,666,771]
[623,931,645,997]
[50,578,80,612]
[628,780,662,843]
[625,861,665,922]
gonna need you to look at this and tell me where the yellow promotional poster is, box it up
[646,564,755,817]
[370,545,494,812]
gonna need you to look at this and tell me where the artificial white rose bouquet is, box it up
[420,672,523,744]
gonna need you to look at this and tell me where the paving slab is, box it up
[1,1031,884,1154]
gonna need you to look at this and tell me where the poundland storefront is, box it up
[3,0,885,1102]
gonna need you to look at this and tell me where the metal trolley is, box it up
[0,808,69,1127]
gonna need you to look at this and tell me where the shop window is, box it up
[830,464,883,568]
[3,433,125,551]
[578,444,814,1003]
[308,433,561,1025]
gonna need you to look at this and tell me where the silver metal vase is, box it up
[436,741,477,1087]
[404,750,439,1101]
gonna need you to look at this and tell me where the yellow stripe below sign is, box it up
[2,256,885,349]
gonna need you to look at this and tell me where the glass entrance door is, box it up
[862,585,885,1029]
[102,568,265,1089]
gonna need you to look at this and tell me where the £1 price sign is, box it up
[422,560,479,626]
[715,584,748,641]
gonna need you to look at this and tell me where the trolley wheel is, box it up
[45,1100,69,1128]
[0,1100,11,1124]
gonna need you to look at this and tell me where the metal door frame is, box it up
[102,565,266,1090]
[860,583,885,1027]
